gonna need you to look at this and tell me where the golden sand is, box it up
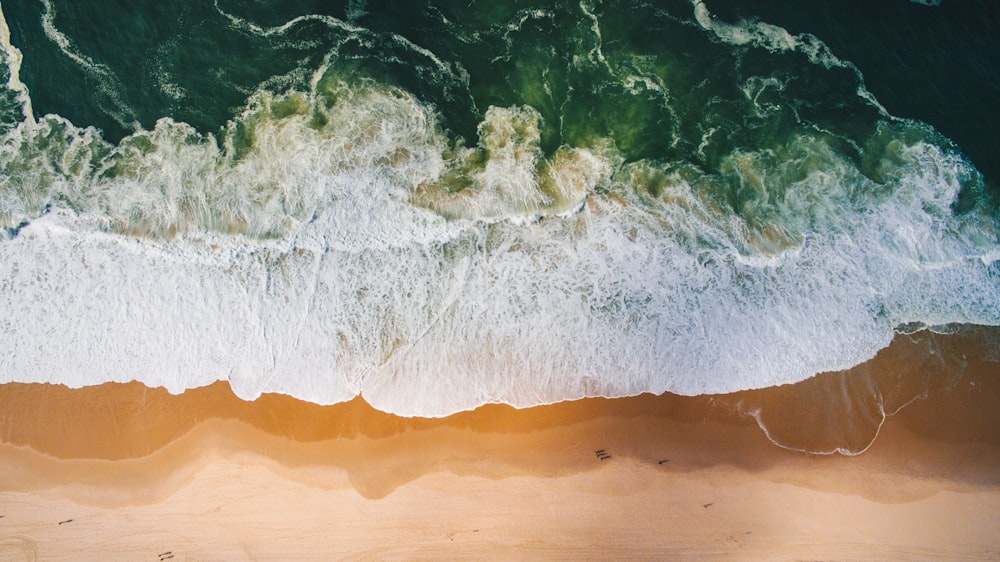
[1,329,998,560]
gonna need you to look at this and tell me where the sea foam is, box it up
[0,2,998,417]
[1,91,997,416]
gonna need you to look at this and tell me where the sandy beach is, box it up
[3,0,1000,559]
[1,329,999,560]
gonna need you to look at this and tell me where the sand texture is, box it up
[1,330,999,560]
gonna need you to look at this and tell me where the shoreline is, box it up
[2,326,997,458]
[1,328,999,559]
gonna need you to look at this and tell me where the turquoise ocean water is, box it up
[0,0,997,416]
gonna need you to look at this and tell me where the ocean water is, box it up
[0,0,997,416]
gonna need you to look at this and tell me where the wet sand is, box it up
[1,328,999,560]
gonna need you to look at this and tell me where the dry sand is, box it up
[1,329,999,560]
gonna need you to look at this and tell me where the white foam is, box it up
[578,0,612,72]
[691,0,892,117]
[4,120,998,417]
[412,105,608,222]
[214,0,471,101]
[38,0,138,130]
[0,2,33,123]
[492,9,554,64]
[0,49,998,416]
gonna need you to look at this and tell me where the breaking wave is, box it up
[0,0,997,416]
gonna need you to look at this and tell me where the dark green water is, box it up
[7,1,1000,178]
[0,1,997,416]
